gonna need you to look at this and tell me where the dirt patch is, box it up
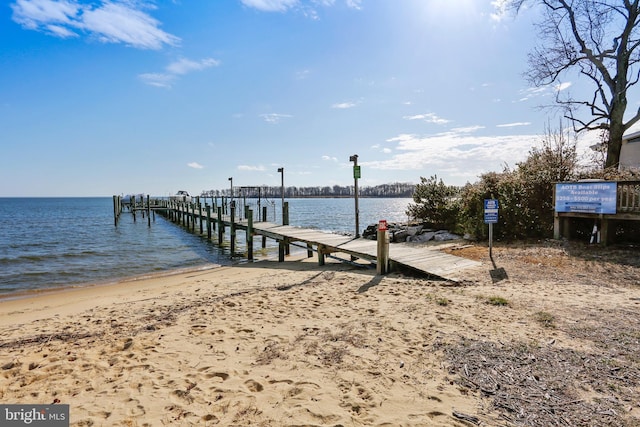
[438,239,640,426]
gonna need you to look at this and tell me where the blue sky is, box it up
[0,0,600,197]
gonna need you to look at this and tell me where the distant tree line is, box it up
[200,182,414,198]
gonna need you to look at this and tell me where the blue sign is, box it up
[484,199,499,224]
[555,182,617,214]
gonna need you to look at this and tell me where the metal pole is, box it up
[350,154,360,238]
[489,222,493,259]
[228,177,233,215]
[278,167,284,225]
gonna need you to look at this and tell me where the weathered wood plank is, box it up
[159,206,480,281]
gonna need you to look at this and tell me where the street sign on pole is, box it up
[353,165,361,179]
[484,199,499,224]
[484,199,499,259]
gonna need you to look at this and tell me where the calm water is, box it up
[0,197,412,296]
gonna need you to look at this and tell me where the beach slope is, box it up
[1,242,639,426]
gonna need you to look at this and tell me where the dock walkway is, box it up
[250,222,480,281]
[114,197,481,282]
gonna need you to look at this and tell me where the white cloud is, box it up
[241,0,362,14]
[11,0,179,50]
[365,129,541,185]
[11,0,78,30]
[140,57,220,88]
[517,86,550,102]
[497,122,531,128]
[490,0,509,22]
[516,82,571,102]
[296,69,311,80]
[331,101,357,109]
[371,143,392,154]
[322,155,338,162]
[238,164,266,171]
[188,162,204,169]
[555,82,572,91]
[260,113,292,124]
[138,72,175,88]
[240,0,298,12]
[450,125,485,133]
[346,0,362,10]
[166,58,221,75]
[403,112,451,124]
[47,24,77,38]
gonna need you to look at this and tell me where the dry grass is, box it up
[438,239,640,426]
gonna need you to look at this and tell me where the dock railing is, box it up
[617,180,640,213]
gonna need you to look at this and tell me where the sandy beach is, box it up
[1,241,639,426]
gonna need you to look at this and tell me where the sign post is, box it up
[350,155,360,238]
[484,199,499,258]
[377,220,389,275]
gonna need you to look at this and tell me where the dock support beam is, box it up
[262,207,267,248]
[317,244,325,266]
[217,207,224,245]
[230,203,236,255]
[247,209,253,260]
[113,195,119,226]
[278,239,289,262]
[206,205,212,240]
[284,202,290,255]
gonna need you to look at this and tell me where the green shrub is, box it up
[410,122,581,241]
[406,175,460,231]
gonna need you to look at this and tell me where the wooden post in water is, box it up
[206,205,212,240]
[262,206,267,248]
[147,195,151,227]
[217,206,224,245]
[191,203,196,232]
[174,201,178,223]
[284,201,290,255]
[210,197,218,231]
[230,202,236,255]
[113,195,118,226]
[247,209,253,260]
[199,202,203,235]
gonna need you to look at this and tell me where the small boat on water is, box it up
[170,190,192,203]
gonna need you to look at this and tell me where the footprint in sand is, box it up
[244,379,264,392]
[205,372,230,382]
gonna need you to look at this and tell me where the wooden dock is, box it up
[251,222,480,281]
[113,197,481,281]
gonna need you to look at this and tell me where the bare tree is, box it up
[507,0,640,168]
